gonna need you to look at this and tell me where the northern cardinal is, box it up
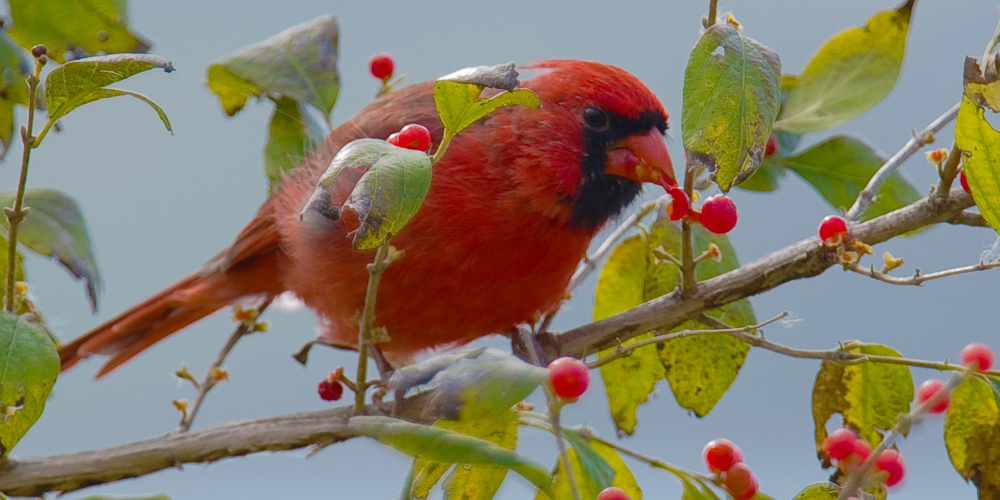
[59,60,675,377]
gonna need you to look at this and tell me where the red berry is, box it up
[722,463,759,500]
[317,378,343,401]
[547,357,590,399]
[596,486,631,500]
[916,379,950,414]
[700,195,738,234]
[961,342,994,372]
[875,449,906,487]
[765,134,778,157]
[369,53,395,80]
[387,124,432,152]
[703,438,744,474]
[665,187,690,221]
[818,215,848,243]
[959,169,971,195]
[822,428,859,461]
[851,439,872,463]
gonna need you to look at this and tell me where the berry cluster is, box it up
[388,124,432,152]
[547,357,590,399]
[916,343,993,414]
[703,439,759,500]
[822,429,905,487]
[663,184,739,235]
[317,367,345,401]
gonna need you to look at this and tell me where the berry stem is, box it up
[680,165,698,293]
[178,300,272,432]
[933,142,964,201]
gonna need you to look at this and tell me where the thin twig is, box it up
[933,142,963,201]
[835,370,967,500]
[5,58,44,312]
[947,210,989,228]
[518,330,582,500]
[590,432,718,485]
[680,167,697,292]
[845,259,1000,286]
[178,300,272,432]
[587,311,790,369]
[356,240,394,413]
[706,0,718,27]
[846,102,960,221]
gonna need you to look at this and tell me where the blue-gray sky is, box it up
[6,0,1000,498]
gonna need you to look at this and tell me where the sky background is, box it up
[3,0,1000,499]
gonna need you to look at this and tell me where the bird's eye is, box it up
[583,107,609,130]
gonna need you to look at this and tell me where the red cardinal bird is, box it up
[59,60,674,377]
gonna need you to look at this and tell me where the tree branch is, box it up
[548,189,976,360]
[0,393,438,497]
[845,259,1000,286]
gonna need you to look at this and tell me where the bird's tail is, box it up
[58,251,285,378]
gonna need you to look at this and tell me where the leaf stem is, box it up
[846,102,960,221]
[430,132,454,163]
[178,300,271,432]
[30,118,55,150]
[355,239,394,413]
[5,58,45,312]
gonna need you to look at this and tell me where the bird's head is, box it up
[494,60,675,230]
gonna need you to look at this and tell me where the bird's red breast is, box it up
[60,60,672,376]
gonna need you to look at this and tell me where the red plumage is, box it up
[59,60,673,377]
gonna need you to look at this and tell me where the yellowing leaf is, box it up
[8,0,151,64]
[811,344,913,462]
[775,0,914,133]
[964,55,1000,113]
[955,94,1000,234]
[682,23,781,191]
[944,377,1000,498]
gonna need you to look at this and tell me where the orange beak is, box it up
[605,127,675,187]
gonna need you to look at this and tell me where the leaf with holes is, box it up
[44,54,172,130]
[964,55,1000,113]
[955,94,1000,233]
[682,21,781,191]
[775,0,914,133]
[351,416,551,498]
[0,312,58,456]
[263,96,324,194]
[0,190,102,311]
[945,377,1000,498]
[7,0,151,64]
[206,14,340,117]
[811,344,913,464]
[772,135,920,220]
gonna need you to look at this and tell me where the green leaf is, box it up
[735,161,786,192]
[263,96,324,194]
[206,14,340,117]
[811,344,913,461]
[0,312,59,456]
[773,135,921,221]
[945,377,1000,498]
[0,190,102,311]
[433,83,540,138]
[0,32,31,160]
[351,416,551,498]
[419,349,547,421]
[774,0,914,133]
[536,438,640,500]
[594,234,666,436]
[407,410,518,500]
[681,21,781,191]
[7,0,152,64]
[964,55,1000,113]
[594,217,754,420]
[955,94,1000,233]
[44,54,173,129]
[440,410,519,500]
[989,376,1000,411]
[300,139,433,251]
[791,483,840,500]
